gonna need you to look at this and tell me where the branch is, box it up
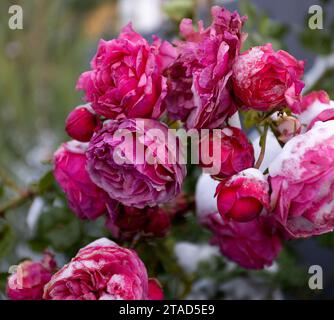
[255,123,269,170]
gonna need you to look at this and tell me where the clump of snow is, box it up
[174,242,220,274]
[252,129,283,173]
[230,168,267,184]
[227,112,242,129]
[299,99,334,128]
[85,238,117,249]
[195,174,220,219]
[269,120,334,178]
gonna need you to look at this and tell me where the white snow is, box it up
[195,174,220,219]
[85,238,117,249]
[299,99,334,129]
[269,120,334,178]
[174,242,220,274]
[227,112,242,129]
[230,168,267,184]
[252,129,283,173]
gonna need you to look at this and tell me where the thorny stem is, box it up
[0,189,37,217]
[0,166,24,195]
[254,123,269,170]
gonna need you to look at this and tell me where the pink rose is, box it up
[232,44,305,113]
[53,141,108,220]
[215,168,270,222]
[148,278,164,300]
[299,91,334,130]
[269,120,334,238]
[196,173,281,269]
[65,105,99,142]
[43,238,151,300]
[76,24,176,120]
[106,202,172,241]
[87,119,186,208]
[203,213,282,269]
[7,252,56,300]
[166,6,247,129]
[199,127,254,178]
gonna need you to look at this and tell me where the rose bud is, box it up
[43,238,152,300]
[148,278,164,300]
[215,168,270,222]
[199,127,255,178]
[276,115,301,143]
[87,119,186,208]
[269,120,334,238]
[195,173,282,270]
[7,252,56,300]
[65,105,98,142]
[53,141,108,220]
[232,43,304,113]
[299,90,334,130]
[166,6,247,129]
[76,24,176,120]
[106,202,172,241]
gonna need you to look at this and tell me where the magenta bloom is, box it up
[299,90,334,130]
[53,141,108,220]
[87,119,186,208]
[7,252,56,300]
[166,6,247,129]
[43,238,150,300]
[106,202,172,241]
[76,24,176,120]
[269,121,334,238]
[65,105,99,142]
[148,278,164,300]
[232,44,305,113]
[216,169,270,222]
[199,127,254,178]
[203,213,282,269]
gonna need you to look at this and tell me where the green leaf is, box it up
[37,170,55,194]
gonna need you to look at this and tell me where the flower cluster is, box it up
[9,5,334,301]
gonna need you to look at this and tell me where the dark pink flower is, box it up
[196,173,281,269]
[203,213,282,269]
[269,120,334,238]
[7,252,56,300]
[215,169,269,222]
[43,238,150,300]
[299,91,334,130]
[148,278,164,300]
[53,141,108,220]
[87,119,186,208]
[76,24,176,120]
[65,105,99,142]
[199,127,254,178]
[106,202,172,241]
[232,44,305,113]
[166,6,247,129]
